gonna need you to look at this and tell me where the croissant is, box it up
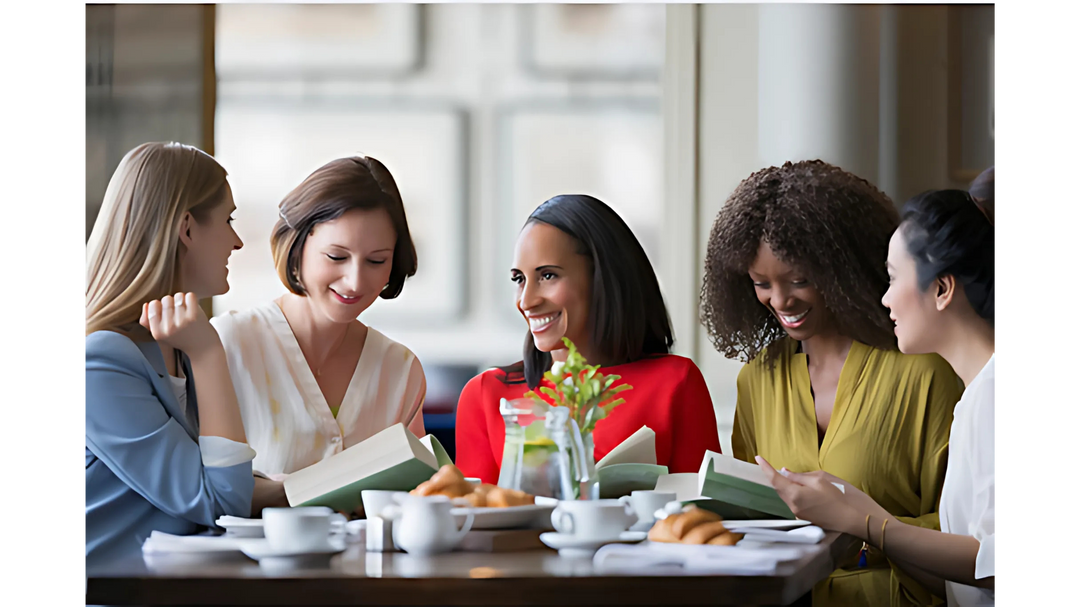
[411,464,473,499]
[485,486,535,508]
[409,467,536,508]
[647,506,744,546]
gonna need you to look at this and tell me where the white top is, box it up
[939,354,995,607]
[211,301,426,477]
[167,374,256,468]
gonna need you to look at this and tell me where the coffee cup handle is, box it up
[551,509,575,535]
[453,511,474,543]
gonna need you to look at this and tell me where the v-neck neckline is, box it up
[269,300,372,425]
[789,338,869,460]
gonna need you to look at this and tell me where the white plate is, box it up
[722,520,812,531]
[540,531,647,556]
[450,504,555,530]
[238,536,347,560]
[734,522,825,540]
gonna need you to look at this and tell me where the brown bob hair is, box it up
[271,156,417,299]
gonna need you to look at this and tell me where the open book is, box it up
[654,451,797,520]
[282,423,438,512]
[595,426,669,498]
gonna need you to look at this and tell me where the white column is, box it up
[661,4,700,359]
[757,4,883,184]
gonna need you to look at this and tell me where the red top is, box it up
[454,354,722,484]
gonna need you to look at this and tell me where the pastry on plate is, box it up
[647,505,744,546]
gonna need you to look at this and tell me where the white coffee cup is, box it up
[619,491,677,527]
[262,507,334,553]
[550,499,638,541]
[361,490,407,520]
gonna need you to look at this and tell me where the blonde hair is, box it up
[86,142,229,335]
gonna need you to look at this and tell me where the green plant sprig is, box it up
[524,337,633,434]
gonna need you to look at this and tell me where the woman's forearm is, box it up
[189,346,248,443]
[892,559,948,600]
[864,515,994,590]
[251,478,288,516]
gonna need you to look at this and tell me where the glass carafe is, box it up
[497,398,596,500]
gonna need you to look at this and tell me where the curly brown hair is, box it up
[700,160,899,364]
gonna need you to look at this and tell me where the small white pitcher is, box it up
[382,494,474,556]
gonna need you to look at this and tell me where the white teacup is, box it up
[361,490,407,519]
[262,507,334,553]
[619,491,677,528]
[550,499,638,541]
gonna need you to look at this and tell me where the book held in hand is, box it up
[282,423,438,513]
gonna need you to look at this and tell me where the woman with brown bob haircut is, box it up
[700,160,962,607]
[212,156,426,510]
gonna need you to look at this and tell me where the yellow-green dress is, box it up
[732,338,962,607]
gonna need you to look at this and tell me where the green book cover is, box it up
[420,434,454,469]
[283,423,438,513]
[680,498,785,521]
[697,452,796,520]
[597,463,668,499]
[295,458,437,513]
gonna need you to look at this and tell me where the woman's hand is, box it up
[251,477,289,516]
[140,293,221,359]
[756,456,889,538]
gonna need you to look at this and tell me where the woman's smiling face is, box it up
[747,240,835,341]
[511,221,593,356]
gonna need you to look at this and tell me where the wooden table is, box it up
[86,533,860,606]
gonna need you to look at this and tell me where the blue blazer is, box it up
[85,331,254,564]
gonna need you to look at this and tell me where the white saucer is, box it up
[238,536,346,561]
[218,514,347,539]
[540,531,647,556]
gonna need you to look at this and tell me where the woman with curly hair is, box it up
[700,161,963,607]
[757,188,995,606]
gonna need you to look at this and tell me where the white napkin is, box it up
[141,531,247,554]
[593,541,809,575]
[217,515,260,527]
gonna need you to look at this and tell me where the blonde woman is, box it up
[211,157,425,485]
[86,142,255,563]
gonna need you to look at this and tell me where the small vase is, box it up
[566,425,598,500]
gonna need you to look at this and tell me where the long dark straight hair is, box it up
[499,194,674,389]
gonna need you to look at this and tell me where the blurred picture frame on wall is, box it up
[85,4,211,242]
[947,4,995,182]
[215,3,423,79]
[521,4,664,79]
[212,98,469,324]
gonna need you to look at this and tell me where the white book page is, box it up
[596,425,656,468]
[654,473,702,501]
[705,451,771,486]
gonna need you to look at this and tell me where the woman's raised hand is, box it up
[139,293,221,359]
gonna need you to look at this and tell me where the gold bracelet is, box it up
[880,518,889,554]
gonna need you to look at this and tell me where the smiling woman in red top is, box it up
[455,194,721,484]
